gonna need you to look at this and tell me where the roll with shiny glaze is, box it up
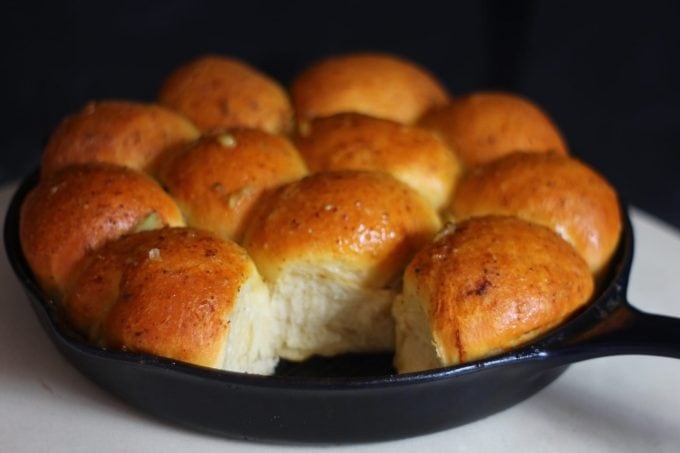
[242,170,441,360]
[291,52,449,125]
[158,129,308,242]
[419,92,568,169]
[63,227,279,374]
[451,152,622,275]
[20,164,184,297]
[41,100,199,177]
[294,113,460,210]
[159,55,293,135]
[393,216,593,373]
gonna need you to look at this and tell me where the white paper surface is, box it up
[1,185,679,453]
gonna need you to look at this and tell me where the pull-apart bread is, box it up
[63,227,279,374]
[419,92,568,169]
[291,52,449,125]
[18,52,623,376]
[158,129,308,242]
[451,152,622,275]
[393,216,593,373]
[20,164,184,298]
[294,112,460,210]
[158,55,293,135]
[41,100,199,177]
[242,170,441,361]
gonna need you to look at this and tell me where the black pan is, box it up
[5,170,680,444]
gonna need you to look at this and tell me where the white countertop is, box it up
[2,183,679,453]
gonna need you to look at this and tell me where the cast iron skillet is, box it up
[5,170,680,444]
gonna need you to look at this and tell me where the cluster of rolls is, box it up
[19,52,622,375]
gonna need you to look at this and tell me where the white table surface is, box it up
[1,183,679,453]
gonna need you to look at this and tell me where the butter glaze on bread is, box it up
[158,129,308,242]
[451,152,622,275]
[294,113,461,210]
[20,164,184,298]
[242,170,441,360]
[419,92,568,169]
[291,53,449,125]
[64,227,278,374]
[158,55,293,134]
[41,100,199,177]
[394,216,593,373]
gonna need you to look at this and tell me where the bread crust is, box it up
[41,100,199,177]
[64,228,257,368]
[242,170,441,286]
[419,91,568,168]
[158,129,308,241]
[291,52,449,124]
[294,113,460,210]
[20,164,184,297]
[451,152,622,274]
[402,216,593,367]
[158,55,293,134]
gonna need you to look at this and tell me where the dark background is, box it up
[2,1,679,228]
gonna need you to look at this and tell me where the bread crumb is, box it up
[148,248,161,261]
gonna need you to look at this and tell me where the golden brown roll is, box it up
[41,100,199,177]
[158,55,293,135]
[157,129,308,242]
[393,216,593,373]
[63,227,279,374]
[451,152,622,275]
[291,52,449,125]
[20,164,184,298]
[242,170,441,360]
[419,91,568,169]
[294,113,461,210]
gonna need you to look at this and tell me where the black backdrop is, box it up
[3,1,680,228]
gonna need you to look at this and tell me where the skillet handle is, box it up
[543,299,680,363]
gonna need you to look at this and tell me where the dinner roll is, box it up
[294,113,461,210]
[157,129,308,242]
[419,92,568,169]
[158,55,293,134]
[291,52,449,125]
[242,170,441,361]
[19,164,184,298]
[41,100,199,177]
[64,227,278,374]
[451,152,622,275]
[394,216,593,373]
